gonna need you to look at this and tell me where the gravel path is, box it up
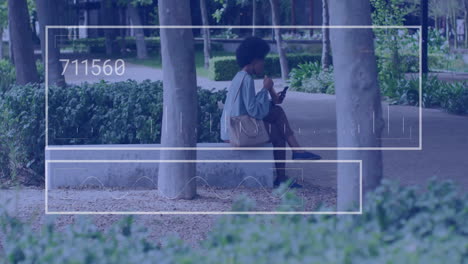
[1,183,336,246]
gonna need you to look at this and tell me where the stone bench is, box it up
[45,143,277,189]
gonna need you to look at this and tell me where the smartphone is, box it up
[279,86,289,98]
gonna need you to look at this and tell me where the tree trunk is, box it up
[329,0,384,210]
[421,0,428,74]
[446,16,450,48]
[119,7,127,55]
[291,0,296,33]
[127,3,148,59]
[0,28,3,59]
[309,0,314,35]
[7,0,39,84]
[199,0,211,69]
[321,0,331,70]
[453,11,458,49]
[36,0,66,87]
[101,0,118,56]
[269,0,289,80]
[252,0,257,36]
[8,27,14,63]
[158,0,198,199]
[465,11,468,48]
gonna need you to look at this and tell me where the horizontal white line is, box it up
[46,160,362,215]
[46,25,421,29]
[45,146,422,151]
[45,24,423,151]
[46,159,361,163]
[45,211,362,215]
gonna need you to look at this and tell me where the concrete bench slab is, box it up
[46,143,277,189]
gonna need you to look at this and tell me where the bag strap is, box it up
[230,72,248,116]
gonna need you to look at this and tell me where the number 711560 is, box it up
[60,59,125,76]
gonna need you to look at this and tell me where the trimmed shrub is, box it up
[0,179,467,263]
[0,80,227,183]
[208,56,241,81]
[289,61,334,94]
[0,59,15,94]
[386,76,468,115]
[209,53,321,81]
[438,81,468,115]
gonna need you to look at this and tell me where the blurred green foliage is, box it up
[0,179,467,263]
[0,80,226,183]
[288,61,334,94]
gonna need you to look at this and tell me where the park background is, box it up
[0,0,467,263]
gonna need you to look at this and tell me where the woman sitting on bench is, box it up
[220,36,322,188]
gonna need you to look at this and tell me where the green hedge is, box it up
[0,179,467,263]
[208,52,445,82]
[209,53,322,81]
[0,80,227,183]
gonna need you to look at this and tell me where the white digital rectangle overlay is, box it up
[45,159,362,215]
[45,25,422,151]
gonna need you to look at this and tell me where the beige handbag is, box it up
[228,74,270,147]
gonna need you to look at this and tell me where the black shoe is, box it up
[292,151,322,160]
[274,177,303,189]
[288,181,303,188]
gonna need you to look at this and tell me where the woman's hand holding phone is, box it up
[277,86,289,103]
[263,75,274,91]
[263,76,288,104]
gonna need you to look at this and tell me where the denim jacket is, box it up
[220,70,270,141]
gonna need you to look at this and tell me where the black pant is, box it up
[263,105,294,181]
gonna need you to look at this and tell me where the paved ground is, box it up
[1,62,466,246]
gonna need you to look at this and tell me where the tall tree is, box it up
[0,28,2,59]
[269,0,289,80]
[0,0,7,59]
[321,0,331,70]
[36,0,66,87]
[464,0,468,48]
[119,6,127,55]
[429,0,446,31]
[8,0,39,84]
[252,0,257,36]
[451,2,458,49]
[329,0,384,210]
[101,0,118,55]
[439,0,461,49]
[421,0,428,74]
[8,25,13,62]
[309,0,314,35]
[158,0,198,199]
[199,0,211,69]
[291,0,296,33]
[127,1,148,59]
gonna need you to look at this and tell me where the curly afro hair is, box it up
[235,36,271,68]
